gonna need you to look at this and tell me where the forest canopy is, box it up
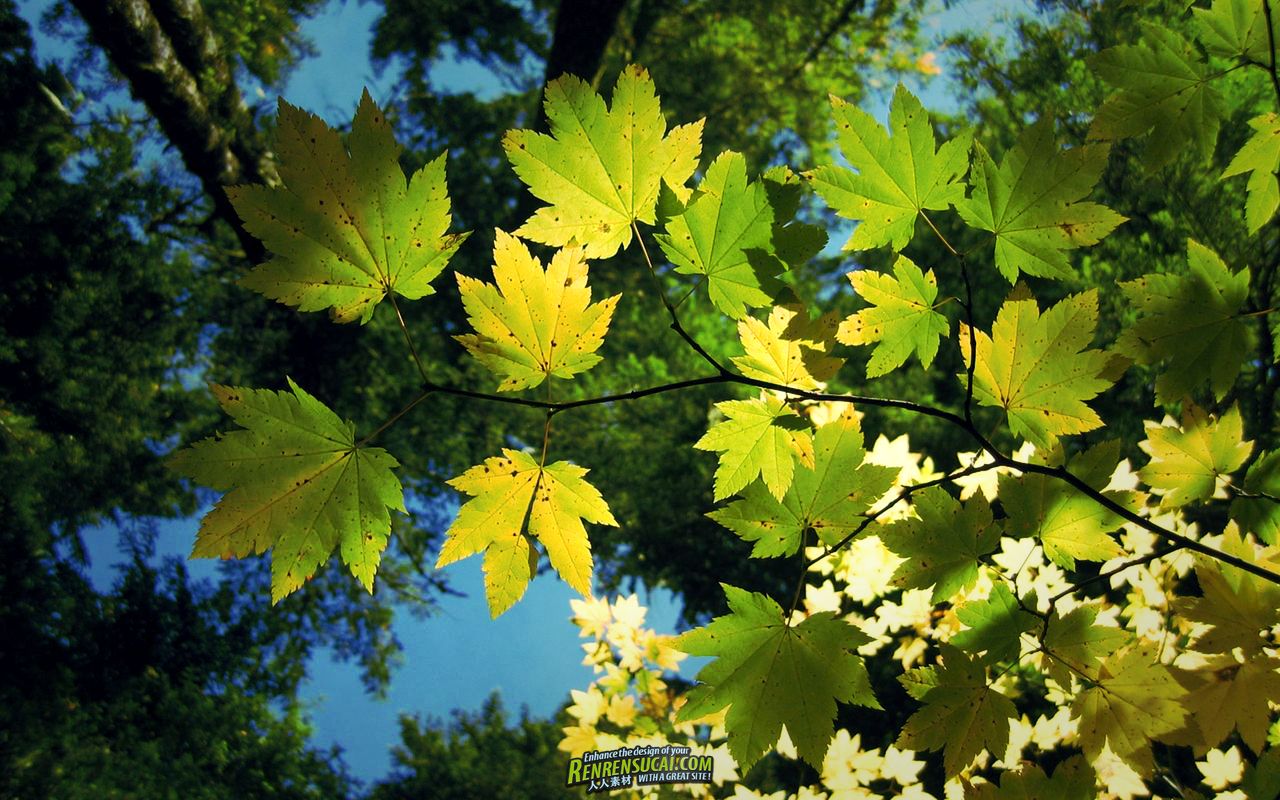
[7,0,1280,798]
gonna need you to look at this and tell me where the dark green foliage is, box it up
[368,694,571,800]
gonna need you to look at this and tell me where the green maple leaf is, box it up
[956,121,1125,282]
[1138,402,1253,508]
[1089,23,1224,170]
[999,441,1136,569]
[967,756,1095,800]
[1184,654,1280,753]
[1176,526,1280,655]
[454,231,620,392]
[880,486,999,602]
[1116,240,1251,404]
[674,584,878,771]
[1194,0,1276,61]
[1042,605,1132,689]
[694,394,814,501]
[655,152,824,318]
[1071,643,1188,777]
[1222,113,1280,233]
[839,255,949,378]
[951,581,1040,665]
[809,84,971,252]
[961,288,1112,450]
[169,379,404,603]
[708,410,897,557]
[897,645,1016,778]
[229,91,468,323]
[503,64,703,259]
[435,449,618,617]
[1231,450,1280,544]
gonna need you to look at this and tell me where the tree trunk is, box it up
[67,0,269,261]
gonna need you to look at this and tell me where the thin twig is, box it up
[1048,544,1182,609]
[389,293,430,384]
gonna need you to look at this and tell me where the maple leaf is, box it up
[435,449,618,617]
[1183,654,1280,753]
[1222,112,1280,233]
[956,121,1125,281]
[656,152,824,319]
[1194,0,1277,61]
[1176,526,1280,655]
[674,584,878,771]
[966,755,1095,800]
[694,394,814,501]
[1042,605,1132,689]
[999,441,1137,569]
[879,486,999,602]
[454,231,620,392]
[839,255,949,378]
[169,379,404,603]
[960,288,1112,450]
[708,410,897,557]
[731,302,844,391]
[1138,402,1252,508]
[897,645,1016,778]
[229,91,468,323]
[1071,643,1188,777]
[503,64,703,258]
[1089,23,1223,170]
[809,84,971,251]
[1116,240,1251,404]
[951,581,1039,665]
[1231,449,1280,544]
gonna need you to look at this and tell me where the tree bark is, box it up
[67,0,268,261]
[536,0,628,127]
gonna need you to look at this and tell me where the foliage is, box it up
[1,551,352,800]
[368,693,569,800]
[169,5,1280,789]
[17,0,1280,795]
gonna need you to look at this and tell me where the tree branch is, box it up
[68,0,268,261]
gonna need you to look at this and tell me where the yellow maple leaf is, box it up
[435,449,617,616]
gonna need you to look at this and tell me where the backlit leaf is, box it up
[695,394,814,501]
[675,584,877,770]
[708,410,897,557]
[1116,240,1251,404]
[436,449,618,617]
[1231,449,1280,544]
[504,64,703,258]
[1222,113,1280,232]
[880,486,999,602]
[839,255,949,378]
[897,645,1016,778]
[1176,526,1280,655]
[1183,654,1280,753]
[455,231,619,392]
[170,379,404,603]
[1138,403,1252,508]
[1071,643,1188,776]
[656,152,822,318]
[731,303,844,390]
[960,289,1112,450]
[956,121,1124,281]
[229,91,468,323]
[999,441,1136,569]
[951,581,1039,665]
[1089,23,1223,170]
[809,84,971,251]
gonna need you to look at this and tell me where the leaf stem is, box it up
[389,293,430,384]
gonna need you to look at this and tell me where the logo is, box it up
[565,744,714,793]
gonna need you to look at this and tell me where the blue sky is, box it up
[23,0,1039,786]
